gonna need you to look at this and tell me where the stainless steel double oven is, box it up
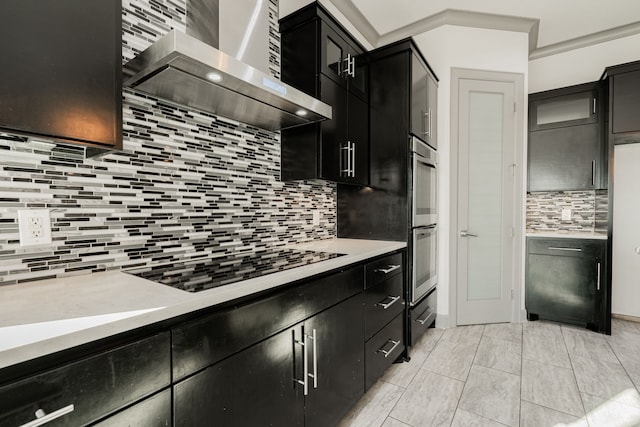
[409,137,438,343]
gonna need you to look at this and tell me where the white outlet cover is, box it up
[561,209,572,221]
[18,209,52,246]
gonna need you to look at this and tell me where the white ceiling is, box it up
[280,0,640,58]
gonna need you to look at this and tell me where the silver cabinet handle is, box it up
[340,142,350,177]
[341,54,350,77]
[294,329,309,395]
[416,308,433,325]
[20,405,75,427]
[309,329,318,389]
[597,262,601,291]
[351,141,355,178]
[375,264,401,274]
[376,295,401,310]
[592,160,596,186]
[593,98,596,114]
[460,230,478,237]
[547,246,582,252]
[376,339,401,358]
[349,55,356,78]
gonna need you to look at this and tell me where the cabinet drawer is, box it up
[95,388,171,427]
[366,252,403,288]
[527,238,604,257]
[410,288,437,346]
[172,266,363,380]
[0,332,170,427]
[365,273,405,340]
[365,313,404,390]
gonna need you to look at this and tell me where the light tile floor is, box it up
[339,318,640,427]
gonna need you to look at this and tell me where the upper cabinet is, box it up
[280,2,369,186]
[0,0,123,151]
[529,88,598,131]
[528,82,607,192]
[603,61,640,143]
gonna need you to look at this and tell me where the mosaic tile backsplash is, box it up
[0,0,337,285]
[526,190,608,233]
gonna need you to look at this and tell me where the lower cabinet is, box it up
[525,237,607,332]
[173,293,365,427]
[0,332,171,427]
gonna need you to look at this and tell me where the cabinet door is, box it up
[174,325,304,427]
[526,239,604,329]
[348,48,368,101]
[348,94,369,185]
[528,123,601,191]
[304,294,365,427]
[529,90,598,131]
[411,54,428,141]
[320,23,349,89]
[320,75,349,182]
[612,70,640,134]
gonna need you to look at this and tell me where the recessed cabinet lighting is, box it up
[295,109,308,117]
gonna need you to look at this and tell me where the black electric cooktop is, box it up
[127,248,345,293]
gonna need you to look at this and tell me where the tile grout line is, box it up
[560,326,590,424]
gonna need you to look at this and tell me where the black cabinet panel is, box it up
[611,69,640,134]
[410,288,437,346]
[280,2,369,186]
[305,294,365,427]
[0,333,170,427]
[529,89,598,131]
[365,273,404,340]
[528,123,601,191]
[365,313,404,390]
[95,389,171,427]
[0,0,122,149]
[526,238,606,332]
[174,325,304,427]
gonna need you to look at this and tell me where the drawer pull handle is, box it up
[416,308,433,325]
[547,246,582,252]
[20,405,75,427]
[376,339,401,358]
[375,264,401,274]
[597,262,601,291]
[376,295,401,310]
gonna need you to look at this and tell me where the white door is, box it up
[456,78,516,325]
[612,143,640,318]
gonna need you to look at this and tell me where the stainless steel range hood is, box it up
[123,0,331,131]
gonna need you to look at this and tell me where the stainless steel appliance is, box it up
[411,225,437,304]
[411,137,437,227]
[407,136,438,347]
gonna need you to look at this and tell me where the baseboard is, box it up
[435,314,450,329]
[612,313,640,323]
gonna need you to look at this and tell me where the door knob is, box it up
[460,230,478,237]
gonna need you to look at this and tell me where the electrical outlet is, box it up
[561,208,572,221]
[18,209,52,246]
[312,210,321,226]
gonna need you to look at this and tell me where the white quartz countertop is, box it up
[0,238,405,369]
[525,231,607,240]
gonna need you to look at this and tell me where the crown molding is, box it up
[529,21,640,60]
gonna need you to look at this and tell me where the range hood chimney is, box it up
[123,0,331,131]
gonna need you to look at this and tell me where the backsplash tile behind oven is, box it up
[0,0,336,285]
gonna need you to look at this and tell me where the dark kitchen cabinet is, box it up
[527,82,607,191]
[526,237,608,333]
[603,61,640,143]
[364,253,406,390]
[0,0,122,151]
[0,332,171,427]
[280,2,369,185]
[172,265,366,427]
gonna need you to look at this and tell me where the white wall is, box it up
[529,33,640,93]
[413,25,529,326]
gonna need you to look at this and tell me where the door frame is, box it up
[449,68,526,327]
